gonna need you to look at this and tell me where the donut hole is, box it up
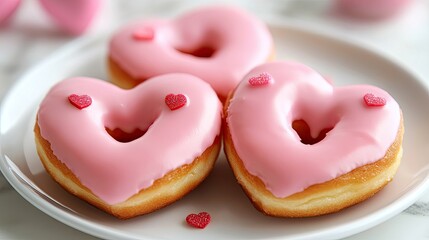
[104,106,160,143]
[176,45,216,58]
[105,127,148,143]
[292,120,334,145]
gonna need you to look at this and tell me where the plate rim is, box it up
[1,21,429,240]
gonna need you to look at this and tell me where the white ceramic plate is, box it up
[1,23,429,240]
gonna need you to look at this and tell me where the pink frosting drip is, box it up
[37,74,222,204]
[109,5,272,98]
[227,61,401,198]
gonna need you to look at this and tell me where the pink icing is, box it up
[37,74,222,204]
[227,61,401,198]
[109,5,272,98]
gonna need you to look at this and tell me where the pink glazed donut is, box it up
[35,74,222,219]
[108,5,273,101]
[224,61,404,217]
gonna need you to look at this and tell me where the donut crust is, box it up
[34,119,221,219]
[223,93,404,217]
[108,56,146,90]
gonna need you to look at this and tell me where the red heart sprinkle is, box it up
[132,27,154,41]
[186,212,211,229]
[363,93,386,107]
[248,72,273,87]
[68,94,92,109]
[165,93,187,110]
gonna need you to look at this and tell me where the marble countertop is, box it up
[1,0,429,239]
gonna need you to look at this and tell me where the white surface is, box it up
[1,23,429,240]
[1,0,429,239]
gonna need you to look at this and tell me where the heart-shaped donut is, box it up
[224,61,404,217]
[35,73,222,219]
[108,5,273,100]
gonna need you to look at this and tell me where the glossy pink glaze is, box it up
[227,61,401,198]
[109,6,272,98]
[37,74,222,204]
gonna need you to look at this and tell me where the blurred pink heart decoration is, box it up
[38,0,101,35]
[0,0,21,24]
[335,0,413,19]
[0,0,101,35]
